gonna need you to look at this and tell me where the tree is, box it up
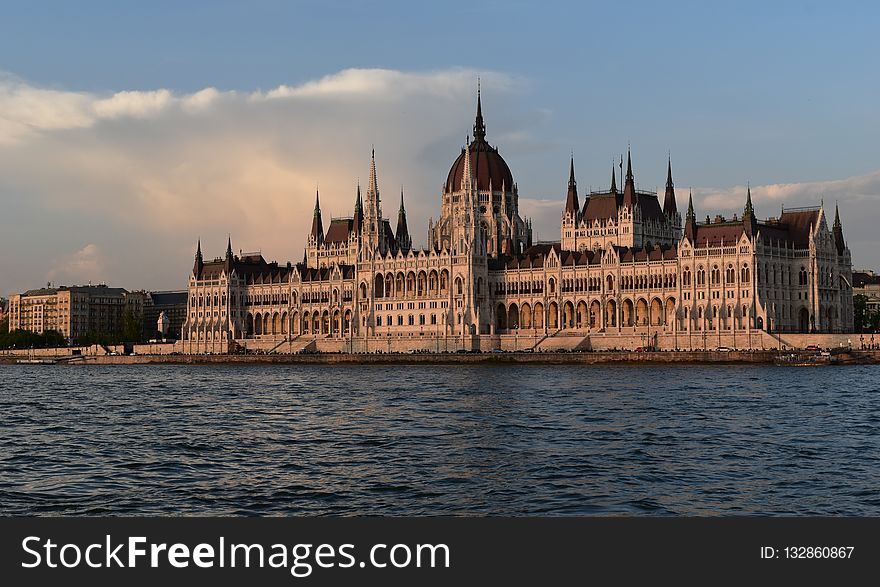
[854,295,867,332]
[122,308,145,342]
[0,328,67,350]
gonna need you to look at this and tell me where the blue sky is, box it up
[1,1,878,292]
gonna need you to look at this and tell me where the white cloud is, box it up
[258,67,516,101]
[92,89,174,119]
[0,78,94,143]
[697,170,880,214]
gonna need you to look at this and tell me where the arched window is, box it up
[740,265,750,283]
[726,264,735,284]
[711,265,720,285]
[697,266,706,286]
[799,267,808,286]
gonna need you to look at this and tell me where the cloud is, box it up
[0,67,878,296]
[47,244,107,285]
[0,78,222,145]
[0,67,524,294]
[92,89,174,119]
[697,170,880,213]
[258,68,516,101]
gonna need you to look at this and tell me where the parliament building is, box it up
[182,90,854,352]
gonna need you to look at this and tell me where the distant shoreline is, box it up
[3,349,878,366]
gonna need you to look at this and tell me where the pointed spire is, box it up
[396,186,411,252]
[744,183,755,217]
[743,183,757,237]
[684,190,697,240]
[610,163,617,193]
[352,181,363,235]
[367,148,379,199]
[832,201,846,254]
[223,235,234,272]
[626,147,633,181]
[564,156,580,217]
[310,189,324,246]
[663,155,678,216]
[193,239,204,277]
[622,146,636,207]
[473,79,486,143]
[364,148,383,253]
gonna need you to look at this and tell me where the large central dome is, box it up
[444,91,514,193]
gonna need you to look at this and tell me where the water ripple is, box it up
[0,364,878,516]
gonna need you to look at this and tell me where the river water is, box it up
[1,364,878,516]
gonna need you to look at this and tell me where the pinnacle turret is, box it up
[684,190,697,240]
[622,147,636,207]
[663,156,678,216]
[396,187,411,252]
[310,189,324,246]
[832,202,846,255]
[743,184,757,237]
[352,182,363,235]
[193,239,203,277]
[564,156,579,217]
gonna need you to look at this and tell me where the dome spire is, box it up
[473,78,486,142]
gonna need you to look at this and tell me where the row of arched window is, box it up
[682,263,751,287]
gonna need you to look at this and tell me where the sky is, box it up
[1,0,879,295]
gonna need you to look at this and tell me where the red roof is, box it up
[691,223,745,248]
[445,139,514,193]
[775,209,820,248]
[582,193,621,221]
[581,191,665,222]
[324,218,353,244]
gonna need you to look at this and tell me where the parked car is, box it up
[805,344,820,351]
[716,346,732,352]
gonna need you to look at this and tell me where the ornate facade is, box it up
[182,91,854,351]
